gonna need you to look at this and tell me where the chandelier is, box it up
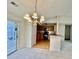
[24,0,45,25]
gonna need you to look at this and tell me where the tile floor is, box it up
[8,41,72,59]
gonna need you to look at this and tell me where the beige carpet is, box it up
[8,41,72,59]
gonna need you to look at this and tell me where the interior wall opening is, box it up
[33,23,56,49]
[65,25,72,41]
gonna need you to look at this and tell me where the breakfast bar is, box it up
[49,34,63,51]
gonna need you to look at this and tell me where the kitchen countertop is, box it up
[49,33,63,37]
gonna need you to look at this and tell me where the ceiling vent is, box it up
[10,1,18,7]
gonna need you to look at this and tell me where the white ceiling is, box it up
[7,0,72,19]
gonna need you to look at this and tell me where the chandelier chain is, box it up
[35,0,37,12]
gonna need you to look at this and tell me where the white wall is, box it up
[44,18,57,23]
[18,21,26,49]
[24,21,32,48]
[31,24,37,46]
[59,16,72,25]
[58,24,65,40]
[25,21,37,48]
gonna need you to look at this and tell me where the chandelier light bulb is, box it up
[26,14,29,17]
[28,19,32,23]
[33,12,37,16]
[40,16,45,22]
[32,12,38,19]
[24,14,30,19]
[24,14,32,23]
[41,16,44,19]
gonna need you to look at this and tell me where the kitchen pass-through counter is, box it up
[49,34,63,51]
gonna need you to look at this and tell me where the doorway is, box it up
[65,25,72,41]
[33,23,56,49]
[7,21,18,55]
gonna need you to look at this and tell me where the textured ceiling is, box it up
[7,0,72,19]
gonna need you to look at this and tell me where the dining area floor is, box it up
[8,41,72,59]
